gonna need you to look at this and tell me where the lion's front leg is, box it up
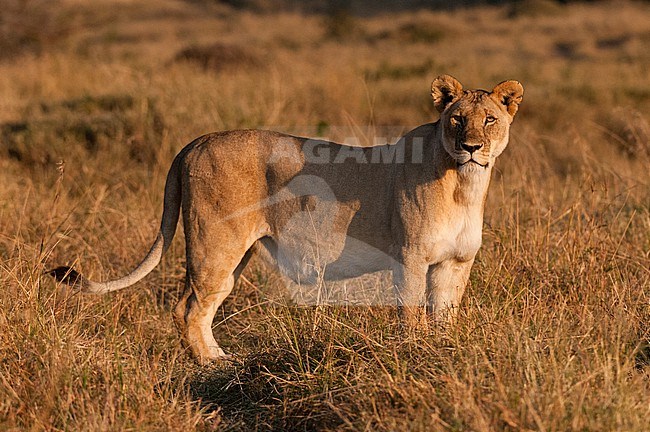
[393,258,429,329]
[426,258,474,324]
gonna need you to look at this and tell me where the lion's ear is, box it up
[431,75,463,113]
[492,80,524,117]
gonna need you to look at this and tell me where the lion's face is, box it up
[440,93,511,171]
[431,75,523,173]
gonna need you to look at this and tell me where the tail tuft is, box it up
[47,266,83,287]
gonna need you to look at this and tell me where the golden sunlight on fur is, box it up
[51,75,523,362]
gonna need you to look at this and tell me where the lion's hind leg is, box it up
[173,221,260,364]
[175,273,234,362]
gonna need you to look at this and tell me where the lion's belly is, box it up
[258,227,393,284]
[257,177,394,283]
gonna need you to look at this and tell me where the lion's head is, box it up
[431,75,523,173]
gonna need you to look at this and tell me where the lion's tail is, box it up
[49,148,186,294]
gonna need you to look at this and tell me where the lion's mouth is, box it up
[457,159,489,168]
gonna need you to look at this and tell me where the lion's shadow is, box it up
[185,351,345,431]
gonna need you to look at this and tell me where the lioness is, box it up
[50,75,523,363]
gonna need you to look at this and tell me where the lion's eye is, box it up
[485,116,496,125]
[451,115,464,127]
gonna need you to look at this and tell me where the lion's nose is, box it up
[460,142,483,154]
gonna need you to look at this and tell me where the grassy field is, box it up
[1,0,649,430]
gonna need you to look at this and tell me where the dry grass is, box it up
[1,0,649,430]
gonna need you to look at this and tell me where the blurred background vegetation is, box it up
[0,0,649,430]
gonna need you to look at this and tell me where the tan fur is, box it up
[50,75,523,363]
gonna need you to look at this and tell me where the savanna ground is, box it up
[1,0,649,430]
